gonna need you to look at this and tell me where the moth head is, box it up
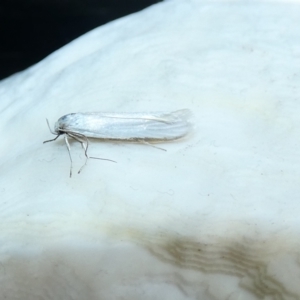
[55,113,76,134]
[54,121,64,134]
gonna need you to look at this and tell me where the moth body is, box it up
[44,109,192,177]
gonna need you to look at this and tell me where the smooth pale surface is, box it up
[0,0,300,299]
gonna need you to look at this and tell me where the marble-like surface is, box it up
[0,0,300,299]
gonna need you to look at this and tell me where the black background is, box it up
[0,0,162,80]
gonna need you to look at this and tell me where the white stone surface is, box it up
[0,0,300,299]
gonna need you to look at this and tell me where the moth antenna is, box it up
[45,118,57,135]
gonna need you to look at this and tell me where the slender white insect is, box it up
[44,109,192,177]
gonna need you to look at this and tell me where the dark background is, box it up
[0,0,162,80]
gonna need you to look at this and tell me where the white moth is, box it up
[44,109,192,177]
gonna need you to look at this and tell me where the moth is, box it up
[44,109,192,177]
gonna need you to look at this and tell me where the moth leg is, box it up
[43,134,60,144]
[138,140,167,152]
[67,133,89,174]
[64,134,73,178]
[90,156,117,163]
[78,137,89,174]
[69,133,116,174]
[77,137,117,172]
